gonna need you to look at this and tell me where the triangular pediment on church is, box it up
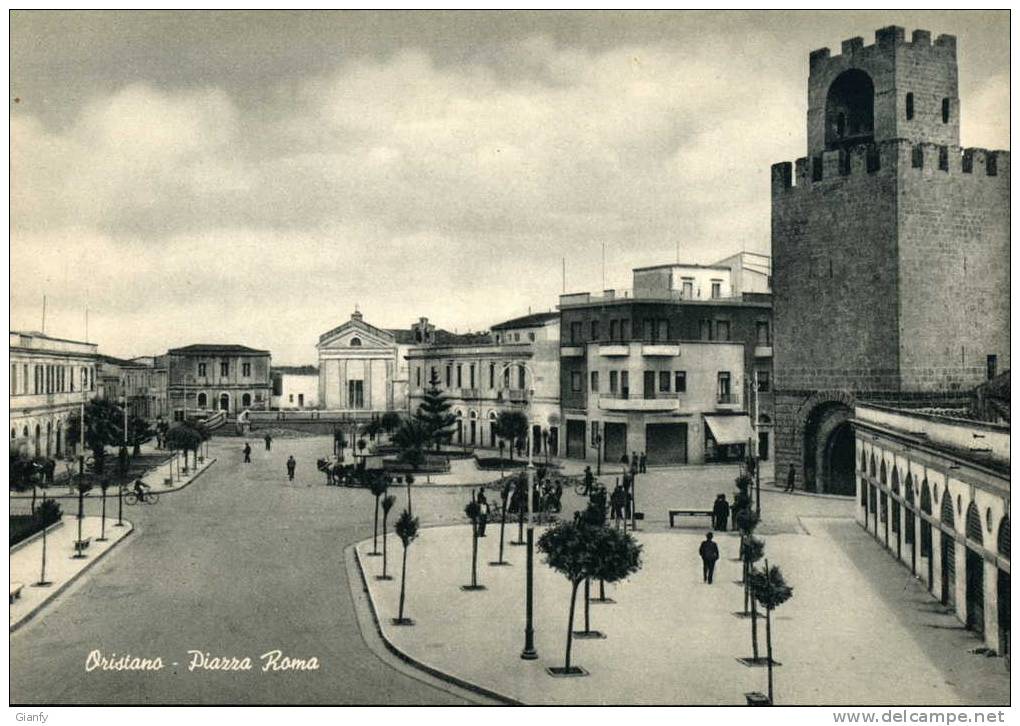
[317,318,396,350]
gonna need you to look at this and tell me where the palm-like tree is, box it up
[393,509,420,625]
[489,478,513,567]
[378,494,396,580]
[749,561,794,703]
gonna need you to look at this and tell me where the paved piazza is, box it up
[10,435,1007,705]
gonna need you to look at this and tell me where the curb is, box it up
[155,458,218,494]
[10,522,135,634]
[9,519,66,555]
[761,483,855,501]
[350,542,522,705]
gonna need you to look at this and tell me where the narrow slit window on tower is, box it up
[938,146,949,171]
[866,146,880,174]
[941,98,950,123]
[812,156,823,181]
[987,154,998,176]
[912,145,923,169]
[905,92,914,120]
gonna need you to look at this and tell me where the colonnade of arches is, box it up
[450,408,559,457]
[11,416,66,460]
[857,438,1009,656]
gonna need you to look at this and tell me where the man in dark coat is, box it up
[286,455,296,481]
[785,463,796,492]
[639,451,647,473]
[610,483,626,524]
[243,442,252,463]
[264,434,272,451]
[476,489,489,537]
[698,532,720,584]
[712,494,731,531]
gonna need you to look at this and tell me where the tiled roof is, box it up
[168,344,270,355]
[490,312,559,331]
[98,354,148,367]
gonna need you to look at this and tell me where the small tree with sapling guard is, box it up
[538,519,641,677]
[393,509,420,625]
[749,561,794,704]
[367,472,389,557]
[489,477,513,567]
[377,494,396,581]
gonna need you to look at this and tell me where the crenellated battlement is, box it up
[809,26,956,71]
[772,140,1009,194]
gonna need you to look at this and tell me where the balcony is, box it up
[598,393,679,412]
[497,388,530,404]
[716,393,742,409]
[597,344,630,357]
[754,345,773,358]
[641,343,680,357]
[561,346,585,358]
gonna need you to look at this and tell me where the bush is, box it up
[474,456,528,471]
[10,499,62,546]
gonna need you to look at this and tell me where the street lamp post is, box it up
[595,431,602,477]
[521,413,538,661]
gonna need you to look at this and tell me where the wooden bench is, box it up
[10,582,24,604]
[668,509,714,528]
[75,537,92,552]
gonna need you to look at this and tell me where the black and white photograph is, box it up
[7,9,1011,717]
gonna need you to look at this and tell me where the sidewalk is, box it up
[10,515,134,632]
[353,521,1008,705]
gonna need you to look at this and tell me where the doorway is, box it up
[965,549,985,634]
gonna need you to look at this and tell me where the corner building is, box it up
[771,27,1009,494]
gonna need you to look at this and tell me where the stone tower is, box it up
[771,26,1009,494]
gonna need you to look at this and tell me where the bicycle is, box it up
[124,490,160,505]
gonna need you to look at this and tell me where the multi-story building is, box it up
[165,344,272,420]
[558,257,773,466]
[271,366,319,410]
[406,312,561,455]
[97,355,169,421]
[853,400,1009,657]
[317,309,487,417]
[10,330,98,459]
[771,27,1009,494]
[129,356,169,421]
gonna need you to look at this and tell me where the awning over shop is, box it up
[704,415,754,446]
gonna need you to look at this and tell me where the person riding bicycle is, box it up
[133,478,151,503]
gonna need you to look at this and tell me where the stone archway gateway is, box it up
[798,392,855,494]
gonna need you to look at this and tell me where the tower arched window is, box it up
[825,69,875,151]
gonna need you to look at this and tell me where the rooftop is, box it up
[168,344,270,356]
[272,365,319,376]
[490,311,559,331]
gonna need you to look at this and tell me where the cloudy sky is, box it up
[10,10,1009,364]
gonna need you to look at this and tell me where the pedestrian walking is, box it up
[630,451,638,474]
[639,451,647,473]
[610,483,626,524]
[699,532,720,584]
[477,489,489,537]
[785,463,796,492]
[712,494,731,531]
[264,433,273,451]
[583,465,595,496]
[286,455,296,481]
[243,442,252,463]
[622,474,633,518]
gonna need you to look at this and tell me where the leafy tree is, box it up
[66,399,126,474]
[379,494,396,580]
[361,417,384,442]
[127,416,155,457]
[164,424,202,471]
[538,520,641,674]
[10,451,42,513]
[463,500,484,590]
[380,411,402,435]
[749,561,794,704]
[493,410,528,463]
[367,472,389,556]
[414,369,456,451]
[393,509,420,625]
